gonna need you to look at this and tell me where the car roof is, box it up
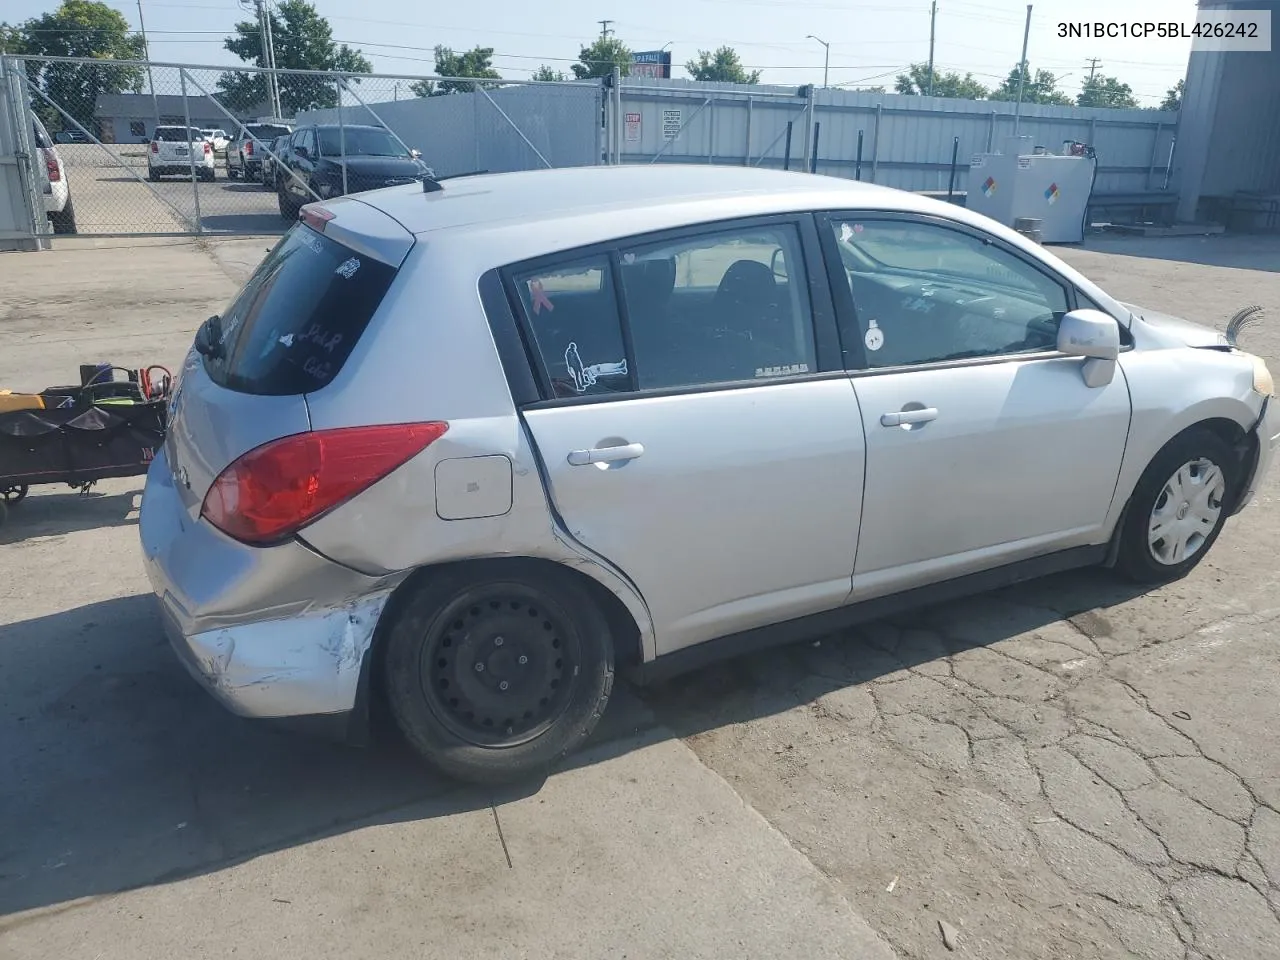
[334,164,1129,321]
[358,165,954,239]
[308,123,387,132]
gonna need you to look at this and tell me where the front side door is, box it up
[819,213,1132,599]
[286,129,316,202]
[512,218,866,656]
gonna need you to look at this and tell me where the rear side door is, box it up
[511,216,867,656]
[818,213,1132,599]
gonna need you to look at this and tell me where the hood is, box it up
[1122,301,1229,349]
[320,155,426,179]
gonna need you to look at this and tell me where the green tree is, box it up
[988,62,1073,105]
[0,22,24,54]
[1077,74,1137,109]
[571,36,632,80]
[685,46,760,84]
[1160,79,1183,111]
[532,64,568,82]
[10,0,146,132]
[217,0,370,115]
[410,45,501,97]
[894,63,988,100]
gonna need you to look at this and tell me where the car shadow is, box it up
[0,568,1146,919]
[0,488,140,545]
[199,212,288,234]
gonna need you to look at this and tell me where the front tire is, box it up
[383,565,615,785]
[277,187,300,221]
[1115,429,1240,584]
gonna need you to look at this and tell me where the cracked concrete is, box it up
[3,233,1280,958]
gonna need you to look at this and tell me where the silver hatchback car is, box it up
[140,166,1278,783]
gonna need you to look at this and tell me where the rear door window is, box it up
[203,225,398,395]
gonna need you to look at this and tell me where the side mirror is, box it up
[1057,309,1120,387]
[294,145,308,158]
[409,148,422,159]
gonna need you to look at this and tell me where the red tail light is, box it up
[245,140,254,156]
[299,203,335,231]
[201,422,449,545]
[150,141,159,153]
[42,148,61,182]
[203,141,212,155]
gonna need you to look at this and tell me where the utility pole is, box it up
[253,0,281,118]
[806,35,830,88]
[263,1,281,117]
[1013,3,1032,138]
[598,19,614,40]
[1084,56,1102,88]
[136,0,160,133]
[927,0,938,96]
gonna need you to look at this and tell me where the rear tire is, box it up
[148,168,160,182]
[228,163,240,180]
[1115,429,1240,584]
[49,197,76,234]
[383,565,615,785]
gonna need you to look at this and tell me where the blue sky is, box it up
[11,0,1197,103]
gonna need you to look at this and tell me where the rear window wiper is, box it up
[194,314,225,360]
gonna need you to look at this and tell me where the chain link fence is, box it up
[1,55,603,238]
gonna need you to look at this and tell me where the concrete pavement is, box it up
[3,231,1280,959]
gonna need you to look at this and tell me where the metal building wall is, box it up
[299,82,602,178]
[619,77,1176,196]
[1177,0,1280,221]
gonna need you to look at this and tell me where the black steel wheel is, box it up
[384,564,615,784]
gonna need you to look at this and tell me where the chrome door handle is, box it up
[881,407,938,427]
[567,442,645,466]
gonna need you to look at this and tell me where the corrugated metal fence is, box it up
[616,77,1178,196]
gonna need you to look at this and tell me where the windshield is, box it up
[155,127,199,142]
[247,124,291,140]
[317,127,409,158]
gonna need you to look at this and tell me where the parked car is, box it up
[259,134,291,191]
[200,128,230,152]
[148,125,215,181]
[140,166,1278,785]
[226,121,292,182]
[33,116,76,234]
[54,129,91,144]
[275,123,433,219]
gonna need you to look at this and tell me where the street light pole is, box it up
[1014,3,1032,138]
[806,35,830,89]
[927,0,938,96]
[136,0,160,133]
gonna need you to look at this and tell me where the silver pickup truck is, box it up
[226,121,293,182]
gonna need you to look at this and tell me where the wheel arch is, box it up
[368,555,647,718]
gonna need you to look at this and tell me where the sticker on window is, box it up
[528,279,554,314]
[864,318,884,352]
[565,342,628,393]
[335,256,360,279]
[754,363,810,378]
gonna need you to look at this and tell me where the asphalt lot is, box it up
[2,231,1280,959]
[55,144,287,235]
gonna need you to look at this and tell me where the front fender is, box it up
[1105,347,1264,535]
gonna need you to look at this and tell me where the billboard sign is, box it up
[630,50,672,79]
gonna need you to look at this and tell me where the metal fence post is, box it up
[744,96,752,166]
[707,96,715,164]
[1146,121,1162,191]
[809,122,821,174]
[870,103,883,183]
[947,136,960,200]
[987,111,997,152]
[336,75,348,196]
[179,68,203,233]
[855,129,864,181]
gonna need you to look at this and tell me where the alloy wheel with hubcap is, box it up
[1148,458,1225,566]
[1117,428,1240,584]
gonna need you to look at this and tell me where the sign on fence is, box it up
[625,112,641,142]
[662,109,681,141]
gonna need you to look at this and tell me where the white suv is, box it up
[148,126,215,181]
[32,116,75,234]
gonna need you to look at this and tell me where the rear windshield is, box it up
[248,124,291,139]
[203,225,398,395]
[155,127,198,142]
